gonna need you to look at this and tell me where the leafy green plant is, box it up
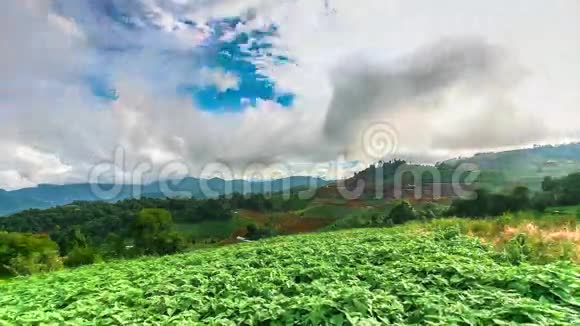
[64,246,101,268]
[1,227,578,324]
[389,201,418,225]
[503,233,531,264]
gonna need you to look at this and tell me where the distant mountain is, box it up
[443,143,580,189]
[3,144,579,216]
[316,143,580,199]
[444,143,580,170]
[0,177,331,216]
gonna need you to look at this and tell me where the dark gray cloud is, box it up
[323,39,513,144]
[431,98,549,150]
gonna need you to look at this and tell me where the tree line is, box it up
[448,172,580,217]
[0,192,311,276]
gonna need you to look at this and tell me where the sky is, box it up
[0,0,579,189]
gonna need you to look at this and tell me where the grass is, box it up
[1,227,578,324]
[150,202,580,263]
[299,203,385,220]
[175,216,253,242]
[415,212,580,264]
[547,205,580,216]
[0,274,9,283]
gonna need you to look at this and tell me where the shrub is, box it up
[503,233,531,265]
[531,192,555,212]
[65,246,101,267]
[101,233,126,258]
[389,201,418,225]
[0,231,62,276]
[245,224,277,240]
[434,226,461,240]
[132,209,186,255]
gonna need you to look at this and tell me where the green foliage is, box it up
[0,194,307,256]
[101,233,127,258]
[532,191,556,212]
[321,205,396,230]
[134,209,173,235]
[60,226,89,254]
[229,192,310,212]
[301,204,363,219]
[542,176,558,192]
[132,209,187,256]
[0,231,62,276]
[511,186,532,211]
[0,228,578,324]
[65,246,101,268]
[323,214,378,230]
[176,218,249,242]
[245,223,277,240]
[503,233,532,265]
[389,201,418,225]
[424,213,579,264]
[543,172,580,206]
[501,231,578,266]
[321,201,441,231]
[448,186,538,218]
[349,159,407,184]
[190,198,232,221]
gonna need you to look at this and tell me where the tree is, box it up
[132,209,186,255]
[245,223,277,240]
[558,172,580,205]
[540,172,580,206]
[61,226,88,254]
[389,201,417,225]
[65,246,101,267]
[532,192,555,212]
[448,187,535,218]
[449,189,493,217]
[194,199,233,221]
[101,233,126,258]
[510,186,532,211]
[0,231,62,276]
[542,176,558,192]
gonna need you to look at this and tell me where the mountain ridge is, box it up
[2,143,579,216]
[0,176,331,216]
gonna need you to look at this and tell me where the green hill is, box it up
[444,143,580,190]
[1,227,578,325]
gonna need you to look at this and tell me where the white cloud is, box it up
[0,0,579,189]
[198,68,240,92]
[0,170,36,191]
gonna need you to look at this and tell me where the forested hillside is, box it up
[315,143,580,200]
[0,177,330,216]
[444,143,580,190]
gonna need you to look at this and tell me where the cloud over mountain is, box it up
[0,0,579,189]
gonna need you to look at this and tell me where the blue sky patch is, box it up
[57,0,294,111]
[85,75,118,101]
[188,18,294,111]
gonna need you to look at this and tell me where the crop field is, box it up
[175,216,254,242]
[237,209,336,235]
[1,227,578,325]
[417,213,580,264]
